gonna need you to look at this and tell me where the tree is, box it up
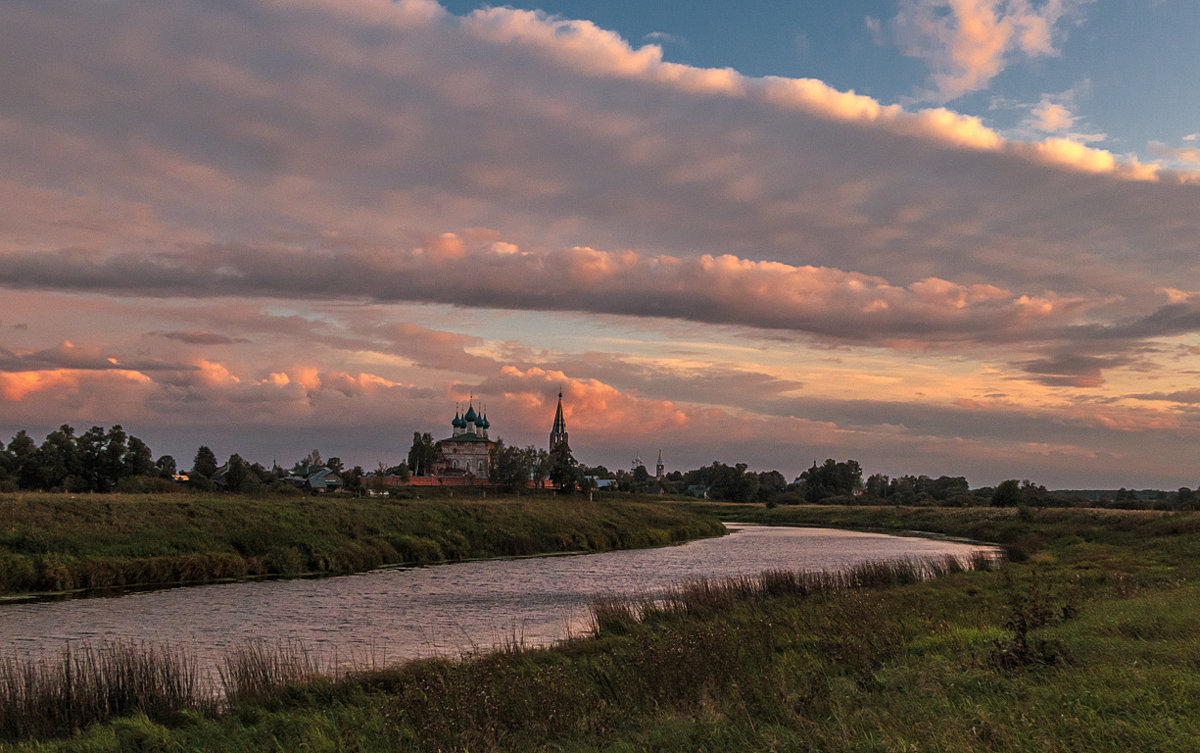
[123,435,155,478]
[547,441,580,494]
[866,473,890,499]
[192,446,218,478]
[707,462,759,503]
[755,470,788,503]
[37,425,82,491]
[407,433,438,477]
[1177,487,1197,510]
[224,453,250,493]
[155,455,178,478]
[8,430,38,489]
[992,479,1023,507]
[100,425,128,490]
[343,466,365,495]
[489,439,531,492]
[530,447,550,489]
[797,459,863,502]
[325,456,344,473]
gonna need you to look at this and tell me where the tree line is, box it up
[0,425,160,493]
[0,426,373,496]
[6,425,1200,510]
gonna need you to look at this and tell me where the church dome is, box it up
[481,414,490,430]
[452,411,466,429]
[464,404,478,423]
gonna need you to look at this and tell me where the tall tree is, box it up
[547,440,580,494]
[797,459,862,502]
[8,430,38,489]
[37,425,81,491]
[100,425,128,490]
[123,435,155,478]
[155,455,177,478]
[407,432,438,477]
[192,446,218,478]
[488,439,531,492]
[224,453,249,492]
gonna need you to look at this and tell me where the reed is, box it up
[597,553,999,628]
[217,640,327,707]
[0,641,214,741]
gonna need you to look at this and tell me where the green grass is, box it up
[0,492,725,597]
[6,505,1200,751]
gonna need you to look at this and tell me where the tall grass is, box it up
[218,640,327,707]
[0,641,214,740]
[591,553,997,633]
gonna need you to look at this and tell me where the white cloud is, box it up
[891,0,1093,102]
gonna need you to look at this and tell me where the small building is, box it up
[285,465,343,493]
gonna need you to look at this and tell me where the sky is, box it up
[3,0,1200,488]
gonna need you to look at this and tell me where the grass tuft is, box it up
[0,641,215,741]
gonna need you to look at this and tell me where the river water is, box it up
[0,525,993,671]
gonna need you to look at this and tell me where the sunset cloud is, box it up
[2,1,1200,487]
[892,0,1091,102]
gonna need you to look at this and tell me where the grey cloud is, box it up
[1,0,1197,305]
[0,342,194,373]
[0,242,1095,345]
[155,330,250,345]
[1014,353,1132,388]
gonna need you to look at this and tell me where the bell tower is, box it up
[549,390,568,450]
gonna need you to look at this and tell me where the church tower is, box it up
[656,449,664,479]
[549,390,568,450]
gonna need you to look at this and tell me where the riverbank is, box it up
[0,493,725,599]
[5,505,1198,751]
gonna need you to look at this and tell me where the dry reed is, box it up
[0,640,214,741]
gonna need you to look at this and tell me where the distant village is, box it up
[4,393,1200,510]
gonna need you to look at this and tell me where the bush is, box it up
[116,475,178,494]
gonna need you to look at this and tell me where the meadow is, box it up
[0,492,724,597]
[4,503,1200,751]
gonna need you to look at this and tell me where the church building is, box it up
[433,401,495,478]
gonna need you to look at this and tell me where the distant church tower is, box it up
[549,390,568,450]
[656,449,664,479]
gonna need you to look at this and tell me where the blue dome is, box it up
[452,411,466,429]
[463,404,478,423]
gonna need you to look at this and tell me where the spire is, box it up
[550,389,568,450]
[656,448,664,479]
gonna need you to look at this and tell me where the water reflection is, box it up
[0,526,992,670]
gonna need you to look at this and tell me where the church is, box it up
[433,401,494,478]
[425,392,569,484]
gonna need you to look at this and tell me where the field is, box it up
[0,493,725,598]
[4,503,1200,751]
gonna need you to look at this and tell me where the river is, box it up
[0,525,993,671]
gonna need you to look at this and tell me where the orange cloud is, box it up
[0,369,150,400]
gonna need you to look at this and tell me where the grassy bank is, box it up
[0,493,725,598]
[5,505,1200,751]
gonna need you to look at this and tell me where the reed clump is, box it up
[0,641,214,741]
[592,552,998,630]
[218,640,327,707]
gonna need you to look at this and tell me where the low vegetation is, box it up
[0,493,724,597]
[4,505,1199,751]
